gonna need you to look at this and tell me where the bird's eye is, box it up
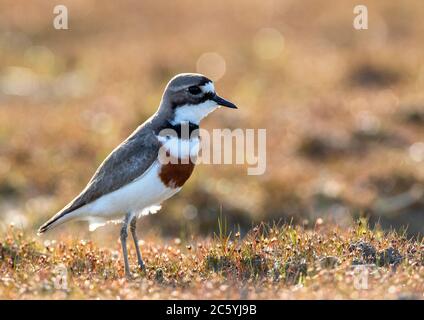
[188,86,202,95]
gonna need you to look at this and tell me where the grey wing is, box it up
[38,126,161,233]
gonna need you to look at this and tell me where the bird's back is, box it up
[38,116,163,234]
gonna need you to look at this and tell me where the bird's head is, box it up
[160,73,237,125]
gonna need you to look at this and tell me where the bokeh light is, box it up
[196,52,226,81]
[253,28,285,60]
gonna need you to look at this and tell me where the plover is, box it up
[38,73,237,278]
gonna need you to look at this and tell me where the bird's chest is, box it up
[159,159,195,188]
[157,136,199,188]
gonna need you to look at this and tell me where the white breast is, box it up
[157,135,200,160]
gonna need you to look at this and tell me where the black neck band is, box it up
[162,121,199,138]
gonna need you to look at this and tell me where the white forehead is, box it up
[201,82,215,93]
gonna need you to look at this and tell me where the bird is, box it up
[37,73,237,278]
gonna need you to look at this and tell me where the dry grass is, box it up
[0,221,423,299]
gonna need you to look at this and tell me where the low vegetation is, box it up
[0,220,422,299]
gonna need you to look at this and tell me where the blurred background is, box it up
[0,0,423,242]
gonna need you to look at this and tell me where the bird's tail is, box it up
[38,216,61,235]
[37,208,73,235]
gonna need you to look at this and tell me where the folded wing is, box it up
[38,124,161,234]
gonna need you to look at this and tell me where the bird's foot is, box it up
[125,271,135,280]
[137,259,146,273]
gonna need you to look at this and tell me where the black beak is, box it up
[213,94,237,109]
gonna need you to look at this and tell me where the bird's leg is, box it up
[130,217,146,272]
[120,213,132,279]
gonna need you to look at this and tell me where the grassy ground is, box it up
[0,221,422,299]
